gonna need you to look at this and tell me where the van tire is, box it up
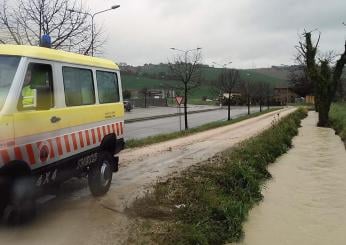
[2,177,36,225]
[88,151,113,197]
[0,176,10,219]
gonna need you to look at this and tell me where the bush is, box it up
[330,103,346,145]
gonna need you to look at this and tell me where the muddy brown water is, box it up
[236,112,346,245]
[0,108,295,245]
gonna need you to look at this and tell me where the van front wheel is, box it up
[88,151,113,197]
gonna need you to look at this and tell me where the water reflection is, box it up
[237,112,346,245]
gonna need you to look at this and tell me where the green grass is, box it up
[126,108,281,149]
[127,108,307,245]
[329,103,346,145]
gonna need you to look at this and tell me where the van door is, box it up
[13,61,61,168]
[0,115,14,166]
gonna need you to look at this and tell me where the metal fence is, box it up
[127,98,168,108]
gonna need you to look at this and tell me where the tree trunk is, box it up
[184,83,188,130]
[267,96,270,110]
[144,94,147,108]
[259,99,262,112]
[228,92,231,121]
[247,95,250,115]
[317,100,330,127]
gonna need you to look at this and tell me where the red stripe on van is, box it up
[71,133,78,151]
[91,129,97,144]
[97,128,102,142]
[14,147,23,160]
[116,123,120,136]
[120,122,124,135]
[0,149,10,163]
[56,137,63,156]
[102,126,107,136]
[112,124,116,135]
[78,132,85,148]
[25,145,35,165]
[64,135,71,153]
[85,130,91,146]
[48,139,55,159]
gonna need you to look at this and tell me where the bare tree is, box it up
[253,81,269,112]
[240,79,252,115]
[139,87,149,108]
[296,31,346,126]
[264,82,274,110]
[216,69,240,120]
[0,0,103,54]
[168,50,202,130]
[288,66,314,98]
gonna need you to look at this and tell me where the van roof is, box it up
[0,44,118,70]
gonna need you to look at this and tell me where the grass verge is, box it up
[330,102,346,146]
[126,108,281,149]
[126,108,307,245]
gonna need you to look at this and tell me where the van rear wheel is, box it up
[88,151,113,197]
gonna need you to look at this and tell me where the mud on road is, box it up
[0,108,295,245]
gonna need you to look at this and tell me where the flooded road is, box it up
[237,112,346,245]
[0,109,295,245]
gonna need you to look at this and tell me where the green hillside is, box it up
[121,64,289,101]
[122,75,174,90]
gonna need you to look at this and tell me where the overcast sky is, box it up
[84,0,346,68]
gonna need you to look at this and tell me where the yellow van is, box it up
[0,45,124,222]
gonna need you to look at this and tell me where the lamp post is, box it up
[170,47,202,65]
[212,61,232,68]
[212,61,232,108]
[280,64,289,106]
[170,47,202,130]
[246,73,252,115]
[68,5,120,56]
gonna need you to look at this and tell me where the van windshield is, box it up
[0,55,20,111]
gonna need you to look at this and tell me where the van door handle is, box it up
[50,116,61,123]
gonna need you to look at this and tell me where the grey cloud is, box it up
[85,0,346,68]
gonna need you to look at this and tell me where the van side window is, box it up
[96,71,120,104]
[62,67,95,106]
[18,63,54,111]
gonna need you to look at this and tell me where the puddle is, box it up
[237,112,346,245]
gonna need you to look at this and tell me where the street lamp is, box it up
[212,61,232,68]
[170,47,202,53]
[170,47,202,68]
[170,47,202,58]
[170,47,202,71]
[68,5,120,56]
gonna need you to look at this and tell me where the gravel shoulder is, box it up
[0,107,295,245]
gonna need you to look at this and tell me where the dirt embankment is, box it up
[0,108,295,245]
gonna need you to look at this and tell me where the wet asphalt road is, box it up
[125,106,261,140]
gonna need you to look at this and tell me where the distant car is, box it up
[124,100,133,112]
